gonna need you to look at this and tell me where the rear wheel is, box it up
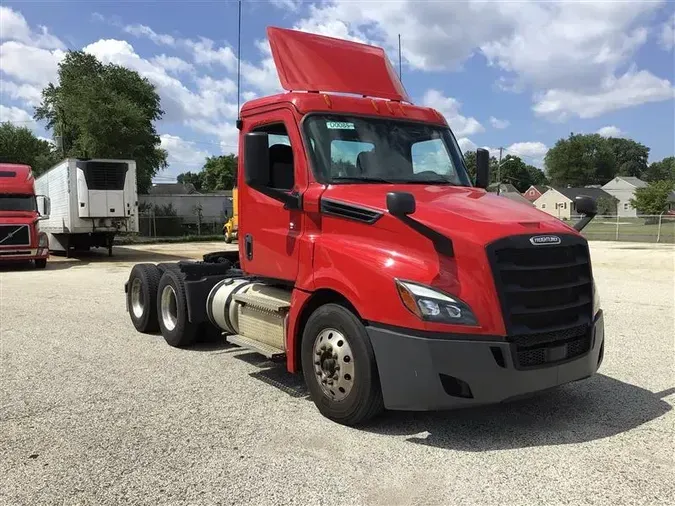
[301,303,384,426]
[34,258,47,269]
[156,269,198,348]
[127,263,161,333]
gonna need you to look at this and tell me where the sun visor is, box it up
[266,26,411,102]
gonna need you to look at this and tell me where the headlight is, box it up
[395,280,478,325]
[38,232,48,247]
[593,279,601,316]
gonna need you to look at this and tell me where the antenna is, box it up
[398,34,402,83]
[237,0,242,119]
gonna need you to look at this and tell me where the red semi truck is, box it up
[124,27,604,425]
[0,163,51,268]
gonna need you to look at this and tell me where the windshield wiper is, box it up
[331,176,398,184]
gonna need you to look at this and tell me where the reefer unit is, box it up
[34,158,139,256]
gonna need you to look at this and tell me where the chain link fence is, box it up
[571,214,675,243]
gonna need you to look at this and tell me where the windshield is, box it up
[303,114,472,186]
[0,194,37,212]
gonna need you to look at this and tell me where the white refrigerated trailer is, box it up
[34,158,139,256]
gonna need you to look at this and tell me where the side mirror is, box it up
[387,191,416,216]
[475,148,490,189]
[573,195,598,232]
[244,131,270,188]
[575,195,597,216]
[36,195,50,218]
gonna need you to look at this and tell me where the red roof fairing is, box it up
[266,27,411,103]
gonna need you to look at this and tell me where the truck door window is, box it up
[252,124,295,191]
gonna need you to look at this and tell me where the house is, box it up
[668,192,675,214]
[601,176,648,218]
[522,185,549,202]
[487,183,534,206]
[534,187,615,220]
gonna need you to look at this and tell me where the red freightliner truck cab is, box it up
[124,27,605,425]
[0,163,51,268]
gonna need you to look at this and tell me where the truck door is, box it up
[238,110,306,282]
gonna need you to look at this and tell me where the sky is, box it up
[1,0,674,183]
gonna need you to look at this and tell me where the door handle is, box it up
[245,234,253,260]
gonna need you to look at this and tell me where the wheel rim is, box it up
[160,284,178,331]
[130,278,144,319]
[312,328,355,401]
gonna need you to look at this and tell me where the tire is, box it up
[127,263,161,333]
[301,303,384,426]
[34,258,47,269]
[156,269,198,348]
[225,235,233,244]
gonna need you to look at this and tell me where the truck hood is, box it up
[0,212,37,224]
[322,184,576,243]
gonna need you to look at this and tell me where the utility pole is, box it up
[497,147,503,195]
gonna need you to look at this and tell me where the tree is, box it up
[606,137,650,178]
[34,51,167,193]
[596,195,619,215]
[176,171,204,191]
[0,122,61,176]
[497,155,549,192]
[544,133,616,187]
[630,180,675,215]
[643,157,675,183]
[201,154,238,191]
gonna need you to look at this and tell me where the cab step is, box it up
[227,334,286,360]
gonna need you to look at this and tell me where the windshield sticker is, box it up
[326,121,355,130]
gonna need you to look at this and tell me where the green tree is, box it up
[606,137,650,178]
[544,133,616,186]
[176,171,204,191]
[497,155,549,192]
[643,156,675,183]
[201,154,238,191]
[34,51,167,193]
[596,195,619,215]
[630,180,675,215]
[0,122,60,175]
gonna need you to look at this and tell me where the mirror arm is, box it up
[573,214,595,232]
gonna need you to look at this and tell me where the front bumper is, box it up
[367,310,604,411]
[0,247,49,261]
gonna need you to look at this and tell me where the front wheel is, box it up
[301,303,384,426]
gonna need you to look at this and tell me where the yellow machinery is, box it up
[223,187,238,243]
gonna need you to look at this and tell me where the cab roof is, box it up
[0,163,34,193]
[241,91,447,126]
[266,26,410,103]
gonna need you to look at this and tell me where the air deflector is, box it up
[266,26,411,102]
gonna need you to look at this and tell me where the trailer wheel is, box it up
[301,303,384,426]
[127,264,161,333]
[156,269,198,348]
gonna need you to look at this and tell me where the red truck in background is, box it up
[0,163,51,268]
[124,27,605,426]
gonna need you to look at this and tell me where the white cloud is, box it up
[0,41,65,85]
[1,81,43,106]
[457,137,477,153]
[597,126,625,138]
[422,89,484,137]
[151,54,194,74]
[0,6,64,50]
[660,13,674,51]
[489,116,510,129]
[505,141,548,160]
[271,0,303,11]
[123,24,175,46]
[160,133,210,168]
[0,104,33,124]
[533,67,675,120]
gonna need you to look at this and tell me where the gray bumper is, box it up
[367,311,604,411]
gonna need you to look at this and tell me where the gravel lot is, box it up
[1,241,673,505]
